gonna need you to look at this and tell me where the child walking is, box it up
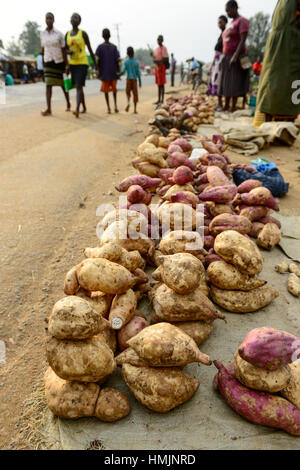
[118,47,141,114]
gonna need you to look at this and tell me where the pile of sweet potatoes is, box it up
[214,327,300,436]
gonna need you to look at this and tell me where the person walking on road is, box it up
[191,57,200,90]
[40,12,70,116]
[118,47,141,114]
[219,0,250,113]
[96,28,121,114]
[23,63,29,84]
[170,53,176,87]
[66,13,96,118]
[151,35,169,106]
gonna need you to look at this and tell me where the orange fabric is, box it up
[101,80,117,93]
[126,79,138,102]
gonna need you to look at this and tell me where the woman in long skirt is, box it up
[207,15,228,110]
[219,1,250,113]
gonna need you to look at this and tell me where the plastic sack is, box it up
[233,168,289,198]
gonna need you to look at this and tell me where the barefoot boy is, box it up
[118,47,141,114]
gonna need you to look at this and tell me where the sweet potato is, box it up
[207,203,234,218]
[117,316,150,351]
[145,134,160,146]
[77,258,140,295]
[127,185,151,205]
[158,137,171,149]
[151,284,226,323]
[238,327,299,371]
[116,176,161,192]
[195,173,209,185]
[176,321,213,346]
[237,180,263,193]
[76,289,113,318]
[45,332,116,382]
[168,144,182,154]
[210,285,279,313]
[44,367,99,419]
[214,230,264,275]
[98,324,117,353]
[167,152,195,170]
[94,388,130,422]
[249,222,264,238]
[128,323,211,367]
[173,138,193,153]
[109,289,137,330]
[204,253,223,268]
[207,166,230,187]
[157,202,199,231]
[288,274,300,297]
[233,187,279,211]
[239,206,269,222]
[170,191,200,208]
[84,243,145,272]
[209,214,252,237]
[207,261,266,291]
[199,185,237,204]
[275,261,289,273]
[103,238,155,260]
[158,168,174,185]
[116,347,150,366]
[281,364,300,410]
[214,361,300,436]
[257,223,281,251]
[158,230,205,257]
[163,184,195,201]
[157,184,172,197]
[48,296,109,340]
[138,146,168,168]
[204,236,215,250]
[234,350,291,393]
[260,216,281,229]
[289,263,300,277]
[122,364,200,413]
[100,208,148,232]
[134,161,160,178]
[64,266,80,296]
[157,253,204,294]
[172,166,194,185]
[201,140,221,155]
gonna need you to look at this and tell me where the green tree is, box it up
[6,37,23,56]
[135,48,153,66]
[19,21,41,55]
[248,12,271,62]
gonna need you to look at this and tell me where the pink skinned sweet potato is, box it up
[173,138,193,153]
[206,166,230,187]
[260,216,281,229]
[168,144,182,155]
[196,164,209,175]
[205,254,223,268]
[127,185,149,204]
[157,185,172,197]
[238,180,263,193]
[170,191,200,208]
[158,169,174,185]
[204,236,215,250]
[117,316,150,352]
[233,188,279,211]
[172,166,194,185]
[195,183,211,194]
[238,327,299,371]
[116,176,161,192]
[167,152,195,170]
[209,214,252,237]
[199,185,237,204]
[201,140,222,155]
[249,222,264,238]
[239,206,269,222]
[195,173,209,185]
[214,361,300,436]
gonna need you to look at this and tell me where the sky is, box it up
[0,0,278,62]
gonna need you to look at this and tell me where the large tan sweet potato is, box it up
[214,230,264,275]
[158,253,204,294]
[176,322,213,346]
[281,364,300,409]
[116,348,150,367]
[84,243,145,272]
[151,284,225,323]
[122,364,200,413]
[45,332,116,382]
[48,296,109,340]
[109,289,137,330]
[158,230,205,257]
[234,350,291,393]
[157,202,199,231]
[207,260,266,291]
[210,285,279,313]
[127,323,211,367]
[257,223,281,251]
[77,259,139,295]
[94,388,130,422]
[64,266,80,295]
[76,289,113,318]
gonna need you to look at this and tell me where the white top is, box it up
[41,28,65,64]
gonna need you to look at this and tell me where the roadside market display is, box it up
[44,93,300,436]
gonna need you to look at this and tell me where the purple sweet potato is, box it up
[233,187,279,211]
[127,185,149,204]
[170,191,200,208]
[239,206,269,222]
[238,327,299,371]
[260,216,281,229]
[201,140,222,155]
[209,214,252,237]
[173,138,193,153]
[157,185,172,197]
[214,361,300,436]
[117,176,161,192]
[207,166,230,187]
[195,173,209,185]
[172,166,194,185]
[238,179,263,193]
[199,185,237,204]
[158,169,174,185]
[205,254,222,268]
[168,144,182,155]
[204,236,215,250]
[195,183,211,194]
[167,152,195,170]
[249,222,264,238]
[117,316,150,352]
[196,164,209,175]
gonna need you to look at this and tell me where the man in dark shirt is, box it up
[96,28,121,114]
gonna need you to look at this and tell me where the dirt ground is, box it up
[0,81,299,450]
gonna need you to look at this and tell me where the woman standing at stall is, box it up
[254,0,300,124]
[40,12,70,116]
[219,1,250,113]
[207,15,228,110]
[66,13,96,118]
